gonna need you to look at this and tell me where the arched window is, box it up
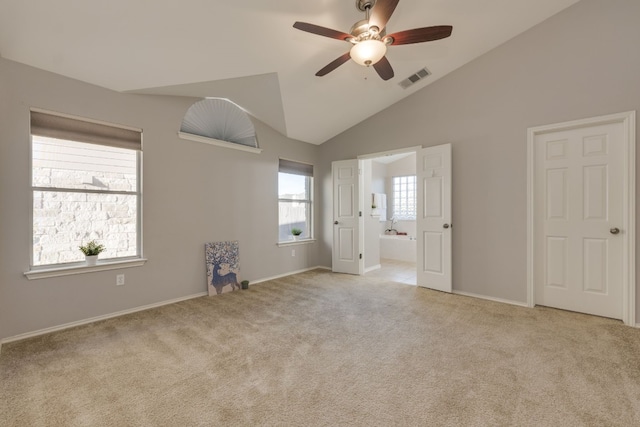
[178,98,261,153]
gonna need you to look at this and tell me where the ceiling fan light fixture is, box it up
[350,39,387,66]
[293,0,453,79]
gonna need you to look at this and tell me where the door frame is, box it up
[526,111,636,326]
[356,146,422,274]
[357,146,423,161]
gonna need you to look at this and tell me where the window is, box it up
[278,159,313,242]
[392,175,416,220]
[30,110,142,267]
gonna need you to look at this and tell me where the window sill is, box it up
[178,132,262,154]
[277,239,316,247]
[24,258,147,280]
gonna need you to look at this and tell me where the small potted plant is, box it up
[291,228,303,240]
[79,240,106,265]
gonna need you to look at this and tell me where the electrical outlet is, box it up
[291,249,296,257]
[116,274,125,286]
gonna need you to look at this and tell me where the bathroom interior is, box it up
[362,151,417,285]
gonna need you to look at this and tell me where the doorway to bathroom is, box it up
[332,144,452,291]
[359,147,419,285]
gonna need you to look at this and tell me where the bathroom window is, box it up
[278,159,313,242]
[30,110,142,267]
[392,175,416,220]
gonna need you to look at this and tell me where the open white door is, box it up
[332,159,363,275]
[416,144,452,292]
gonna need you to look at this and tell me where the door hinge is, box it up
[359,211,362,217]
[359,253,362,259]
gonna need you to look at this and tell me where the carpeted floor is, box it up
[1,269,639,426]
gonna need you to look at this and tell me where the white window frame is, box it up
[25,109,146,279]
[392,175,417,220]
[278,159,314,245]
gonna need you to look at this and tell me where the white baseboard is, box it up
[0,292,207,346]
[452,290,528,308]
[364,264,381,273]
[455,291,640,325]
[251,265,331,285]
[0,266,333,349]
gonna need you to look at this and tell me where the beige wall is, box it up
[2,0,640,340]
[318,0,640,317]
[0,58,321,341]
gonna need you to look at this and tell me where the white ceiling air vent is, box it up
[398,67,431,89]
[179,98,262,153]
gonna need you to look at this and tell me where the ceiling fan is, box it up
[293,0,452,81]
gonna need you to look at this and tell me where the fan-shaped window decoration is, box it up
[178,98,262,154]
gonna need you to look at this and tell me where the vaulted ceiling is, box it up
[0,0,580,144]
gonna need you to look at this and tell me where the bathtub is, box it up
[379,234,416,262]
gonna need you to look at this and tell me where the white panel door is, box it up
[534,122,625,319]
[416,144,452,292]
[332,159,363,275]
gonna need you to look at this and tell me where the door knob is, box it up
[334,221,339,225]
[610,227,620,235]
[443,224,450,229]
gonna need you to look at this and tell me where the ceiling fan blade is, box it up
[316,52,352,77]
[387,25,453,45]
[369,0,399,32]
[373,56,394,81]
[293,22,352,41]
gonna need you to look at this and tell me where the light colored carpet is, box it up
[1,269,639,426]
